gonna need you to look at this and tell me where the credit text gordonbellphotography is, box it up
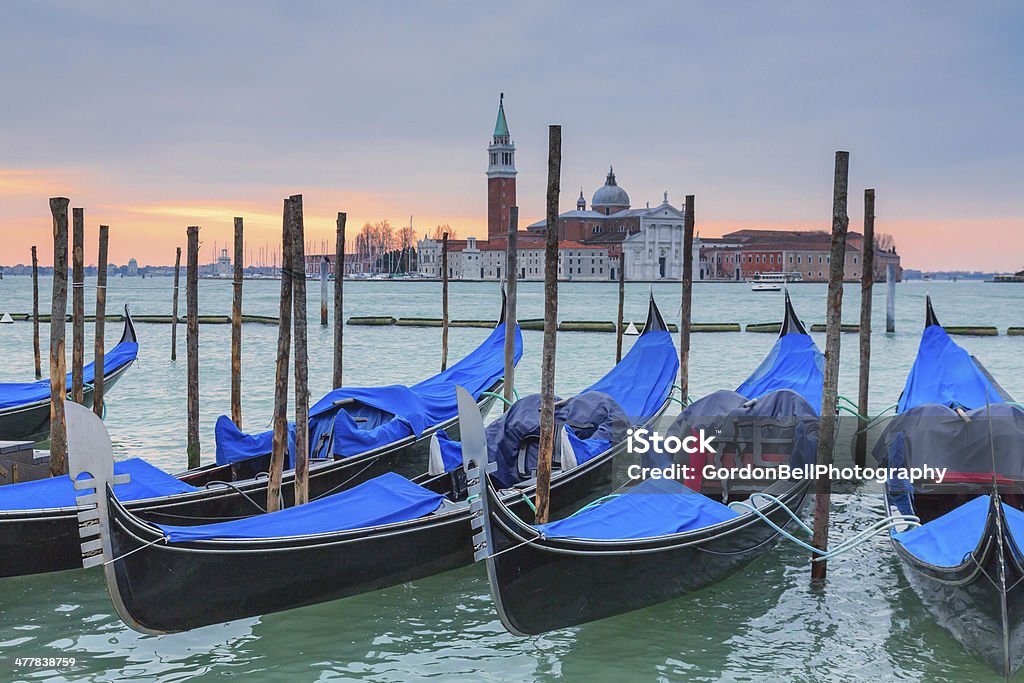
[1,2,1023,681]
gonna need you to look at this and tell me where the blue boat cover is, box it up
[893,495,1024,567]
[156,472,444,542]
[0,338,139,410]
[536,477,739,540]
[214,322,522,467]
[897,324,1006,413]
[736,332,824,414]
[585,329,679,421]
[0,458,197,511]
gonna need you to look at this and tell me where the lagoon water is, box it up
[1,276,1022,681]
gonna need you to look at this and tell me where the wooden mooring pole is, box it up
[186,226,201,469]
[291,196,310,507]
[503,206,519,411]
[333,212,346,388]
[535,124,561,525]
[680,195,695,403]
[31,246,41,379]
[231,218,244,427]
[268,199,294,513]
[441,231,449,371]
[93,225,109,418]
[71,208,85,404]
[171,247,181,361]
[48,198,70,477]
[811,151,850,581]
[320,256,330,327]
[854,190,875,467]
[616,252,625,363]
[886,262,896,333]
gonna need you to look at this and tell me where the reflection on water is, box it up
[0,278,1022,680]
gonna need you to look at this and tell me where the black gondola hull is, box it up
[890,492,1024,677]
[480,477,811,635]
[0,391,499,579]
[101,434,619,633]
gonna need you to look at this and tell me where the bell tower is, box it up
[487,93,516,241]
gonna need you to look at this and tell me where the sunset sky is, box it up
[2,2,1021,271]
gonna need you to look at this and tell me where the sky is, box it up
[1,1,1022,271]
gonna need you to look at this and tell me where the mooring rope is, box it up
[727,491,920,562]
[101,534,167,566]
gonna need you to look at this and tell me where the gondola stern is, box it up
[642,293,669,334]
[780,290,809,337]
[925,294,941,329]
[119,304,138,345]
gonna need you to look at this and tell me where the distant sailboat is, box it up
[624,321,639,335]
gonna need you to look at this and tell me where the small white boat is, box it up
[749,272,802,292]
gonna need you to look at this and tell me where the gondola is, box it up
[466,291,822,635]
[873,296,1024,677]
[0,296,518,578]
[70,296,678,633]
[0,306,138,443]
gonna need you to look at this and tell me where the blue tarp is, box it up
[585,330,678,421]
[736,333,824,414]
[214,322,522,467]
[0,458,197,511]
[156,472,444,542]
[893,495,1024,567]
[536,477,739,540]
[897,324,1006,413]
[0,339,139,410]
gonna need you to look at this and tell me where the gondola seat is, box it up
[534,477,739,541]
[155,472,445,542]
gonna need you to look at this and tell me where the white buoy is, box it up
[0,313,13,324]
[624,321,639,336]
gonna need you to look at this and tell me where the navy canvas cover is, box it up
[736,332,824,413]
[0,458,197,511]
[0,338,138,410]
[156,472,444,542]
[535,477,739,540]
[214,322,522,467]
[897,324,1007,413]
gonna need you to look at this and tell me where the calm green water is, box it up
[0,277,1022,682]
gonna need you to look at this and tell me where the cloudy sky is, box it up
[1,1,1021,270]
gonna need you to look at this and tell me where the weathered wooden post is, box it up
[441,231,449,371]
[291,195,310,506]
[71,208,85,404]
[231,217,244,427]
[504,206,519,411]
[186,226,200,469]
[333,212,346,388]
[680,195,695,403]
[811,151,850,581]
[171,246,181,361]
[616,251,625,363]
[31,246,41,379]
[855,190,875,467]
[320,256,329,327]
[48,198,70,477]
[93,225,109,418]
[268,199,294,513]
[535,124,561,525]
[886,262,896,333]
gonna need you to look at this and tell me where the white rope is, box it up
[101,534,167,566]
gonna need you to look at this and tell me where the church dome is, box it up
[592,167,630,209]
